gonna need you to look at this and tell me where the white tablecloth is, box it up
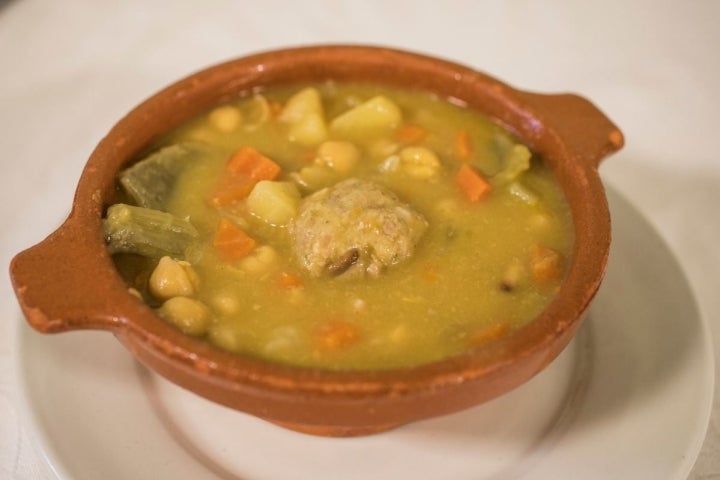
[1,1,717,478]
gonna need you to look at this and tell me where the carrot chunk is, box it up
[454,129,472,160]
[225,147,281,181]
[396,124,428,144]
[209,147,282,207]
[208,175,256,208]
[313,320,361,352]
[531,245,564,284]
[455,163,492,202]
[213,218,257,261]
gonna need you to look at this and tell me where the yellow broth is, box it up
[111,82,573,370]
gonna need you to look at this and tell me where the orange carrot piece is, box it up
[213,218,257,262]
[531,245,564,284]
[455,163,492,202]
[467,323,509,347]
[208,175,256,208]
[278,271,304,289]
[454,129,472,160]
[313,320,361,352]
[225,146,281,181]
[396,124,428,144]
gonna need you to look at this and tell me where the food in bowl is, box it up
[10,46,623,436]
[104,82,573,370]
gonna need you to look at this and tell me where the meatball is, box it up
[290,178,428,278]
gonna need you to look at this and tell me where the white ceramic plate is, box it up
[18,187,714,480]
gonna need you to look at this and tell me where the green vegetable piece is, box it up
[493,144,532,186]
[119,143,202,210]
[103,203,199,258]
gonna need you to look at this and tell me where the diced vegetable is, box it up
[208,175,256,208]
[455,164,492,202]
[330,96,402,139]
[454,129,472,160]
[279,87,324,124]
[246,181,301,226]
[103,203,199,258]
[148,256,199,300]
[531,245,564,284]
[213,218,257,261]
[493,144,532,186]
[399,146,441,179]
[396,124,428,144]
[288,113,328,147]
[158,296,211,336]
[315,140,360,173]
[279,87,328,146]
[119,143,203,210]
[225,147,281,181]
[208,147,282,208]
[313,320,361,352]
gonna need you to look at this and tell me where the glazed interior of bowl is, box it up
[10,45,623,436]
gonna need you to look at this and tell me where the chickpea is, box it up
[315,140,360,173]
[208,324,241,351]
[208,105,242,132]
[149,256,199,301]
[158,297,211,336]
[399,146,441,179]
[239,245,278,275]
[211,292,241,316]
[291,164,335,191]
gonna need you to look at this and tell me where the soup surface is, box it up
[105,82,573,370]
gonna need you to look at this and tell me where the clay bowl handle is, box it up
[10,215,138,334]
[512,90,624,168]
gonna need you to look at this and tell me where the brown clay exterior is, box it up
[9,45,624,436]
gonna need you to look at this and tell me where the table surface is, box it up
[0,1,717,478]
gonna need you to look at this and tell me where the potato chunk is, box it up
[279,87,328,146]
[330,96,402,139]
[247,181,301,226]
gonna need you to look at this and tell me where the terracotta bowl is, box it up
[10,45,623,437]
